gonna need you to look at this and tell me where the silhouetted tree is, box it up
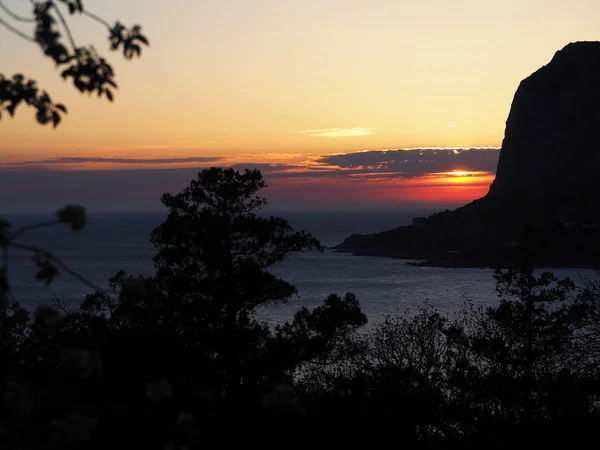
[448,260,584,447]
[150,168,321,400]
[0,0,149,126]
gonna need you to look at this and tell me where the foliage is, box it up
[0,0,149,126]
[3,173,600,448]
[293,259,600,448]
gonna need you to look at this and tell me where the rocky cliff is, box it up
[490,41,600,198]
[335,42,600,267]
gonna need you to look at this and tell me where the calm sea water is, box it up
[4,209,597,328]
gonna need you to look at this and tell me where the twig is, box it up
[0,15,36,42]
[0,0,35,22]
[4,219,61,291]
[51,294,75,315]
[82,9,111,29]
[9,241,106,293]
[10,219,61,242]
[51,2,77,52]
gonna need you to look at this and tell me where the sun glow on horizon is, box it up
[437,170,488,177]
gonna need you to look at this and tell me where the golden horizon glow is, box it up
[441,170,476,176]
[1,0,598,207]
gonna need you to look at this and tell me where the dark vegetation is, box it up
[2,168,600,449]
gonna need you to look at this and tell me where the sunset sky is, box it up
[2,0,600,212]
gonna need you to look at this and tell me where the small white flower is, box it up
[176,412,195,431]
[53,413,97,442]
[145,380,174,402]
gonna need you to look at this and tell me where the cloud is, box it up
[298,127,373,137]
[5,156,223,167]
[0,148,501,212]
[316,147,500,178]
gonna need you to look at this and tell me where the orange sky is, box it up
[2,0,599,210]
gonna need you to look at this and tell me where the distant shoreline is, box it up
[405,260,600,270]
[332,249,600,271]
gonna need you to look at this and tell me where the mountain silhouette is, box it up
[336,41,600,267]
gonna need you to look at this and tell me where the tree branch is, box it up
[4,219,61,284]
[0,15,36,43]
[51,1,77,52]
[10,219,61,242]
[82,9,111,29]
[9,241,106,293]
[0,1,35,22]
[51,294,76,315]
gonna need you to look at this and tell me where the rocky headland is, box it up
[335,42,600,268]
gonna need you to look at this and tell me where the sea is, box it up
[4,209,598,329]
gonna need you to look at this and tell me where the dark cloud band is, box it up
[0,148,500,212]
[316,148,499,178]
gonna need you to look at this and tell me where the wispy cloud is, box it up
[129,141,210,150]
[5,156,223,167]
[298,127,373,137]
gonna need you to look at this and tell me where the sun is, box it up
[439,170,475,177]
[419,169,495,187]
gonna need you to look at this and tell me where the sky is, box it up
[2,0,600,212]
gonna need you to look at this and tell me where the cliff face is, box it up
[490,41,600,197]
[336,42,600,267]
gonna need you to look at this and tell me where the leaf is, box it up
[36,110,49,125]
[56,205,87,231]
[51,110,61,128]
[105,89,113,102]
[55,103,67,113]
[137,35,149,46]
[33,255,59,287]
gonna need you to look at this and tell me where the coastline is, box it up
[332,249,600,270]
